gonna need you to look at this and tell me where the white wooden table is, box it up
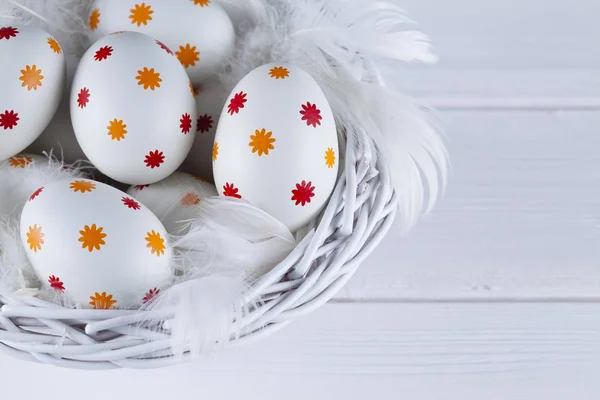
[2,0,599,398]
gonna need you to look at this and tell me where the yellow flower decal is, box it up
[181,192,201,206]
[89,292,117,310]
[136,67,162,90]
[20,65,44,91]
[145,230,166,256]
[79,224,107,252]
[89,8,101,31]
[325,147,335,168]
[129,3,154,27]
[107,119,127,141]
[9,155,33,168]
[269,66,289,80]
[249,128,276,156]
[212,142,219,161]
[47,37,61,54]
[26,225,45,253]
[70,180,96,193]
[192,0,210,6]
[176,44,200,68]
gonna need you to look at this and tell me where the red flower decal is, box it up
[143,288,160,304]
[180,113,192,134]
[291,180,315,206]
[121,197,141,210]
[48,275,65,292]
[196,114,214,133]
[223,183,242,199]
[134,184,150,191]
[156,40,173,55]
[227,91,247,115]
[300,102,323,128]
[144,150,165,168]
[0,110,19,130]
[29,187,44,201]
[77,88,90,108]
[94,45,113,61]
[0,26,18,40]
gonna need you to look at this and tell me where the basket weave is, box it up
[0,128,397,369]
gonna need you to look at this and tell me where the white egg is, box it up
[127,172,218,234]
[0,25,66,161]
[88,0,235,86]
[70,31,197,185]
[213,63,339,232]
[20,178,172,309]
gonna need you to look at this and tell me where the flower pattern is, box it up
[70,180,96,193]
[300,102,323,128]
[94,46,113,61]
[9,155,32,168]
[176,44,200,68]
[134,184,150,191]
[89,8,101,31]
[269,66,289,80]
[249,128,276,156]
[20,65,44,91]
[143,288,160,304]
[146,230,166,256]
[107,119,127,141]
[325,147,335,168]
[79,224,107,252]
[47,37,61,54]
[77,88,90,108]
[192,0,210,6]
[212,142,219,161]
[156,40,173,55]
[89,292,117,310]
[223,183,242,199]
[0,110,19,130]
[227,91,247,115]
[181,192,201,206]
[26,225,45,252]
[0,26,18,40]
[122,197,141,210]
[180,113,192,134]
[136,67,162,90]
[197,114,214,133]
[145,150,165,168]
[129,3,154,27]
[291,180,315,206]
[48,275,65,292]
[29,187,44,201]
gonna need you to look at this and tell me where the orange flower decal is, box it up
[47,37,61,54]
[9,155,33,168]
[189,82,195,96]
[89,8,101,31]
[89,292,117,310]
[79,224,107,252]
[249,128,276,156]
[26,225,45,252]
[145,230,166,256]
[192,0,210,6]
[212,142,219,161]
[107,119,127,141]
[20,65,44,91]
[136,67,162,90]
[181,192,200,206]
[129,3,154,27]
[176,44,200,68]
[269,66,289,80]
[325,147,335,168]
[70,180,96,193]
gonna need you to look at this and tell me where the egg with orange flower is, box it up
[213,63,339,232]
[87,0,235,86]
[20,178,173,309]
[0,25,66,161]
[71,31,196,185]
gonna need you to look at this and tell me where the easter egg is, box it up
[127,172,218,234]
[70,31,197,185]
[87,0,235,86]
[213,63,339,232]
[20,178,172,309]
[0,25,66,161]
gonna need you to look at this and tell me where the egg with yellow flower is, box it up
[20,178,173,309]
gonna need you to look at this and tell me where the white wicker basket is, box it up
[0,127,397,369]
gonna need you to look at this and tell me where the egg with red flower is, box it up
[70,31,196,185]
[213,63,339,232]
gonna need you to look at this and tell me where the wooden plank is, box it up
[1,303,600,399]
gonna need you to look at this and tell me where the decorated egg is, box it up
[127,172,218,234]
[213,63,339,232]
[70,31,196,185]
[20,178,172,309]
[87,0,235,86]
[0,25,66,161]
